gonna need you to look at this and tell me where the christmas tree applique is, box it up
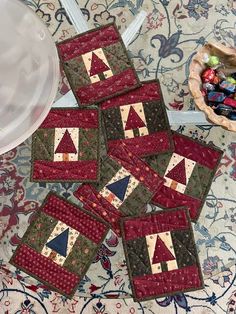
[152,236,175,264]
[55,129,77,161]
[166,158,187,189]
[46,228,69,259]
[89,52,110,80]
[105,175,130,203]
[125,106,146,136]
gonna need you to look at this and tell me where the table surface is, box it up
[1,0,236,313]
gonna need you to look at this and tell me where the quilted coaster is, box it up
[121,208,204,302]
[57,23,140,106]
[74,143,164,236]
[145,132,223,221]
[101,80,173,157]
[10,193,109,298]
[31,108,100,182]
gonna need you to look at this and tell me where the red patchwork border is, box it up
[42,193,108,244]
[152,185,202,220]
[76,69,138,105]
[173,132,222,169]
[101,80,163,109]
[107,131,171,157]
[108,143,164,192]
[57,24,120,61]
[11,244,80,297]
[123,208,189,241]
[32,160,98,182]
[133,265,202,300]
[75,184,122,236]
[40,108,99,129]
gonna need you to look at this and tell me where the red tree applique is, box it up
[89,52,110,76]
[152,236,175,264]
[55,130,77,154]
[125,106,146,130]
[166,159,187,185]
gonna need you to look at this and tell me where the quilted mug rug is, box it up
[101,80,173,157]
[57,23,140,106]
[121,208,204,302]
[10,193,109,298]
[31,108,100,182]
[146,132,223,221]
[74,143,164,236]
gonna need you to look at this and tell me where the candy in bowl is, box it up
[188,42,236,132]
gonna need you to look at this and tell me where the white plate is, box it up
[0,0,59,154]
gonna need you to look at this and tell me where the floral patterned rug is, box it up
[1,0,236,313]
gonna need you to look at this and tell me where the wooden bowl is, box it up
[188,42,236,132]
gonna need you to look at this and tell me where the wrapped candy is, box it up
[203,54,221,68]
[202,53,210,63]
[219,80,235,94]
[229,112,236,120]
[212,76,220,84]
[231,72,236,80]
[224,97,236,109]
[217,71,226,80]
[214,104,236,121]
[214,104,233,117]
[207,55,220,68]
[207,91,226,103]
[226,77,236,84]
[202,83,215,91]
[201,68,216,83]
[201,53,236,121]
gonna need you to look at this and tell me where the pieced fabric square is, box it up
[74,144,164,236]
[57,24,140,106]
[145,132,223,221]
[10,193,109,298]
[101,80,173,157]
[31,108,100,182]
[121,208,204,302]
